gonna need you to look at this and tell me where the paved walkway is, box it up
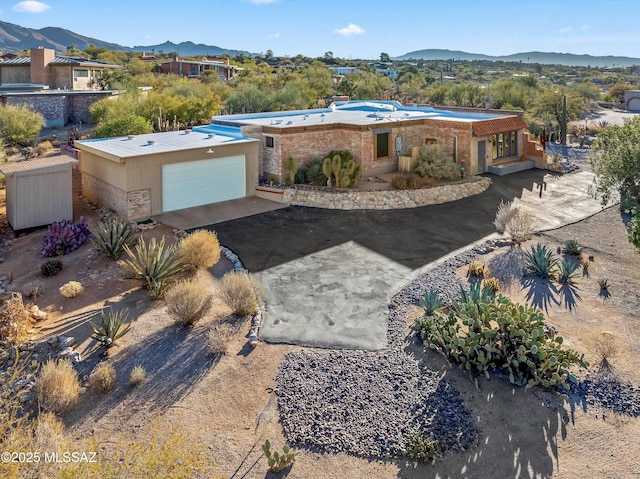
[206,169,610,351]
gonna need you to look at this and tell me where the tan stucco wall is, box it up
[0,66,30,84]
[50,66,72,90]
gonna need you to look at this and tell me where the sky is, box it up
[1,0,640,59]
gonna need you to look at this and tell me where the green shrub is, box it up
[628,209,640,253]
[558,259,580,284]
[35,359,80,414]
[218,271,263,315]
[90,362,117,393]
[413,144,458,180]
[0,104,44,147]
[91,308,132,348]
[120,236,185,298]
[41,259,63,277]
[562,239,583,256]
[523,244,558,279]
[91,217,138,260]
[177,229,221,270]
[404,433,439,463]
[95,114,153,138]
[262,439,295,474]
[165,280,213,326]
[416,286,588,389]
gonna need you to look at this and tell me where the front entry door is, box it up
[477,141,487,173]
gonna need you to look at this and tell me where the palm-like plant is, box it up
[120,236,185,298]
[523,244,559,279]
[91,217,138,260]
[91,308,131,348]
[558,259,580,284]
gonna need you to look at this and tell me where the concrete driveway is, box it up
[200,169,610,351]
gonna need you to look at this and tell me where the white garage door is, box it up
[162,155,246,212]
[628,97,640,112]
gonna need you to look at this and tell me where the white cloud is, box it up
[267,32,281,39]
[559,26,572,33]
[12,1,51,13]
[243,0,278,4]
[336,23,365,37]
[579,24,590,31]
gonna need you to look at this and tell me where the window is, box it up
[73,69,88,78]
[265,136,274,148]
[376,132,389,158]
[492,130,518,160]
[425,138,437,145]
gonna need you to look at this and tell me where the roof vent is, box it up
[147,140,155,145]
[127,135,134,140]
[207,133,215,139]
[286,121,293,125]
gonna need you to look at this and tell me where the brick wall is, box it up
[30,47,55,86]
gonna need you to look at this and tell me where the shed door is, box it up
[477,141,487,173]
[162,156,246,212]
[628,97,640,112]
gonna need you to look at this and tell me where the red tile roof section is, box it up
[472,116,528,137]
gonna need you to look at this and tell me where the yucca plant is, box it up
[562,239,583,256]
[91,217,138,260]
[420,290,443,316]
[558,259,580,284]
[91,308,131,348]
[120,236,185,298]
[523,244,558,279]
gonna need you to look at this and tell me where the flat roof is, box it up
[0,155,77,175]
[75,126,257,160]
[210,100,516,129]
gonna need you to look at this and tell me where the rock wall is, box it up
[282,176,491,210]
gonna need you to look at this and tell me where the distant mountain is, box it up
[0,20,251,57]
[396,49,640,68]
[130,41,251,57]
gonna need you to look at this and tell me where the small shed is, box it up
[0,155,77,230]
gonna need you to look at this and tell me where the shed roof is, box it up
[0,155,77,176]
[471,116,528,137]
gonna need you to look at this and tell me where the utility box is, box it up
[0,155,77,230]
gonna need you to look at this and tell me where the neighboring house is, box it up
[75,126,259,221]
[328,66,361,76]
[158,56,242,80]
[210,100,545,179]
[624,90,640,112]
[0,47,121,127]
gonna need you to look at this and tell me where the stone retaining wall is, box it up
[282,176,491,210]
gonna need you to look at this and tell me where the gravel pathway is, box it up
[274,244,492,459]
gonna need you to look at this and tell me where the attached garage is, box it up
[627,97,640,112]
[162,155,247,212]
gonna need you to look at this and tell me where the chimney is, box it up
[30,47,55,86]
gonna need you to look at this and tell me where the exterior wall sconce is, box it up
[206,148,215,154]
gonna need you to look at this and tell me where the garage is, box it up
[627,97,640,112]
[162,155,246,212]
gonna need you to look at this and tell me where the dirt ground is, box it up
[1,182,639,477]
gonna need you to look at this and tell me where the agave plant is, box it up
[523,244,558,279]
[91,217,138,260]
[420,290,443,316]
[120,236,185,299]
[558,259,580,284]
[91,308,131,348]
[562,239,583,256]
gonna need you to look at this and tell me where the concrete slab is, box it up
[153,196,286,230]
[258,241,411,351]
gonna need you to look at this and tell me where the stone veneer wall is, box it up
[82,172,151,221]
[282,177,491,210]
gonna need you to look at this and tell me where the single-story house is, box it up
[210,100,545,179]
[0,47,121,126]
[75,126,259,221]
[159,57,242,80]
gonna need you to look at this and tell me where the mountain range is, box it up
[395,49,640,68]
[1,20,639,67]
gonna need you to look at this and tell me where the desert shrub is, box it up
[91,217,138,260]
[120,236,185,298]
[523,244,558,279]
[177,229,221,270]
[390,175,409,190]
[0,292,32,344]
[404,433,439,463]
[322,150,361,187]
[581,258,590,272]
[628,210,640,253]
[493,200,518,234]
[41,259,63,277]
[95,113,153,138]
[90,362,117,392]
[416,286,588,389]
[129,365,147,387]
[41,217,91,257]
[598,278,610,290]
[303,158,326,186]
[23,280,45,299]
[262,439,296,474]
[505,209,537,245]
[419,290,443,316]
[207,323,235,355]
[407,173,424,189]
[91,308,132,348]
[558,259,580,284]
[165,280,213,326]
[0,103,44,147]
[35,359,80,414]
[467,259,486,277]
[482,277,500,293]
[59,281,84,298]
[593,332,618,368]
[413,144,458,180]
[217,271,264,315]
[562,239,583,256]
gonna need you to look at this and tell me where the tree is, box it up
[90,70,131,91]
[590,116,640,207]
[0,104,44,147]
[95,114,153,138]
[531,89,589,128]
[379,52,391,63]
